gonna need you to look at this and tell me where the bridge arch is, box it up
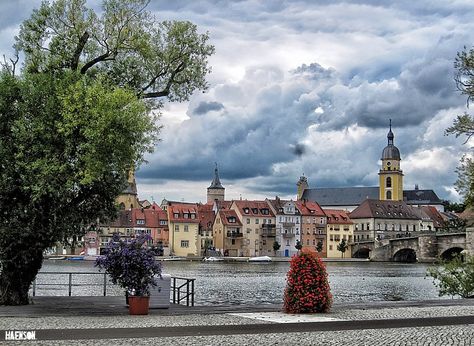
[440,247,464,261]
[353,247,371,259]
[393,248,417,263]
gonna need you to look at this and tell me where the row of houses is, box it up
[82,194,455,259]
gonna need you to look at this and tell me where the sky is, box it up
[1,0,474,204]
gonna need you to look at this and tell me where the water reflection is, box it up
[38,260,441,305]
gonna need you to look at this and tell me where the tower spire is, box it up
[387,119,394,145]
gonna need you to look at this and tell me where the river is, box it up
[35,260,443,305]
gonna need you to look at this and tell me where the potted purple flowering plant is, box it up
[95,233,161,315]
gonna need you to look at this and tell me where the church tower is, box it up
[116,169,140,210]
[296,175,309,201]
[207,163,225,203]
[379,120,403,201]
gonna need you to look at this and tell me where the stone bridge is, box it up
[351,228,474,262]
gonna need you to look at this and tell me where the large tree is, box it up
[447,47,474,206]
[0,0,213,305]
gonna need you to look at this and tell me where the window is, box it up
[306,239,310,245]
[184,225,189,232]
[137,219,145,225]
[174,225,179,232]
[184,213,188,219]
[312,239,316,245]
[329,245,333,251]
[180,240,189,248]
[286,240,290,246]
[386,177,392,188]
[191,213,196,219]
[386,190,392,200]
[174,213,179,218]
[246,218,250,224]
[252,208,258,214]
[255,219,259,224]
[246,228,251,234]
[244,208,249,214]
[330,235,334,241]
[159,220,167,225]
[231,239,236,245]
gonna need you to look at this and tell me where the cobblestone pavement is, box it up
[1,305,473,330]
[21,325,474,346]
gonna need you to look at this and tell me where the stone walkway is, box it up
[1,298,473,345]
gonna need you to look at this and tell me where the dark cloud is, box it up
[193,101,225,115]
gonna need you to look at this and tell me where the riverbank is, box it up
[0,298,473,345]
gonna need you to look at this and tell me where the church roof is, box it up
[381,120,401,160]
[302,186,442,207]
[403,189,442,205]
[301,187,379,207]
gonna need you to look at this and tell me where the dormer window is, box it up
[252,208,258,214]
[261,208,269,215]
[190,213,196,219]
[174,213,179,218]
[137,219,145,225]
[244,208,249,214]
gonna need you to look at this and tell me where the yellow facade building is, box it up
[167,203,200,256]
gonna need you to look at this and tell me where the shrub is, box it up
[284,251,332,313]
[95,233,161,296]
[427,254,474,298]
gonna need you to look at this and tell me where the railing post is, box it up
[32,279,36,297]
[186,280,190,306]
[172,277,176,304]
[68,273,72,296]
[103,273,107,296]
[191,279,194,307]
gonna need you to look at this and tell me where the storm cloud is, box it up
[2,0,473,203]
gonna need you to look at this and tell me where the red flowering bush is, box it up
[284,251,332,313]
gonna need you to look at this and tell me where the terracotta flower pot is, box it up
[128,296,150,315]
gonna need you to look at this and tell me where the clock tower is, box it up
[379,120,403,201]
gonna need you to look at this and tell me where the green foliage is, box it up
[316,240,323,253]
[0,0,214,305]
[441,217,467,233]
[273,241,281,254]
[13,0,214,104]
[284,251,332,313]
[442,200,466,213]
[337,239,348,258]
[427,254,474,299]
[447,47,474,206]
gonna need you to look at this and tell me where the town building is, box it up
[230,200,276,257]
[198,203,216,256]
[267,197,302,257]
[349,199,421,244]
[295,200,327,257]
[213,209,243,256]
[325,209,353,258]
[167,202,200,256]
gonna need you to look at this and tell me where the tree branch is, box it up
[71,31,89,71]
[80,51,113,74]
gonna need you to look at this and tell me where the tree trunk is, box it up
[0,246,44,305]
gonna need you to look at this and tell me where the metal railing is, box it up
[31,272,195,306]
[171,276,195,307]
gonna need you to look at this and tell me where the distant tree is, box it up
[442,200,466,213]
[446,47,474,206]
[316,240,323,253]
[441,218,467,233]
[427,254,474,298]
[272,241,281,255]
[0,0,214,305]
[295,240,303,252]
[337,239,349,258]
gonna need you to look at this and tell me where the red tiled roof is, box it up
[168,203,200,223]
[198,203,216,230]
[232,200,275,217]
[295,200,326,217]
[421,206,445,228]
[219,210,243,226]
[324,209,353,224]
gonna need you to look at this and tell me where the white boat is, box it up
[248,256,272,262]
[203,256,224,262]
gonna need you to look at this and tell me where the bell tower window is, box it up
[386,191,392,200]
[386,177,392,188]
